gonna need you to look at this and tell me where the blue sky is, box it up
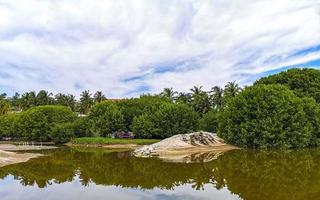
[0,0,319,98]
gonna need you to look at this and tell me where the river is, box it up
[0,147,319,200]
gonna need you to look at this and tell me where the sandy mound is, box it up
[0,150,42,167]
[133,131,238,162]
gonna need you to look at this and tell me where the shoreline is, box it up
[66,143,140,149]
[0,144,57,168]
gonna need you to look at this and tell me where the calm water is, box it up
[0,147,320,200]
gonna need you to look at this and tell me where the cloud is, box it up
[0,0,319,97]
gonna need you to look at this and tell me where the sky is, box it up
[0,0,320,98]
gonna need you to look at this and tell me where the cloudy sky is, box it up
[0,0,319,98]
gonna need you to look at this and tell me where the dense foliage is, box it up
[255,68,320,103]
[2,68,320,148]
[0,106,77,142]
[88,102,125,137]
[115,95,170,130]
[218,84,320,148]
[199,110,219,133]
[131,103,199,138]
[0,100,10,116]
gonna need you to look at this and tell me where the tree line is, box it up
[0,82,242,143]
[1,68,320,149]
[0,90,106,114]
[0,81,241,116]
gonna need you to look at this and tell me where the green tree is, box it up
[51,122,75,143]
[0,93,7,100]
[224,81,241,100]
[89,102,125,137]
[80,90,93,114]
[36,90,54,105]
[210,86,224,110]
[0,100,10,116]
[116,95,170,130]
[218,84,320,149]
[190,86,212,115]
[131,114,154,139]
[255,68,320,103]
[199,110,219,133]
[190,86,203,96]
[11,92,22,111]
[20,91,37,110]
[160,88,177,101]
[0,114,18,138]
[132,103,199,138]
[15,105,77,142]
[176,92,192,104]
[55,93,77,111]
[93,91,106,104]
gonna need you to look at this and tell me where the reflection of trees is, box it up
[0,148,217,190]
[211,150,320,200]
[1,148,320,200]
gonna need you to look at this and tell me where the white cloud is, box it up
[0,0,319,97]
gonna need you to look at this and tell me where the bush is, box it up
[199,110,219,133]
[116,95,170,130]
[131,114,155,139]
[73,117,92,137]
[0,100,10,116]
[89,102,125,136]
[218,84,320,149]
[15,105,77,141]
[51,123,75,143]
[132,103,199,138]
[0,114,19,138]
[255,68,320,103]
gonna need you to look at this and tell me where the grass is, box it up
[71,137,160,145]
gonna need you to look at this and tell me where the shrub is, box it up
[218,84,320,149]
[0,100,10,116]
[73,117,92,137]
[51,123,75,143]
[0,114,19,138]
[116,95,170,130]
[131,114,155,139]
[255,68,320,103]
[15,105,77,141]
[89,102,125,136]
[131,103,199,138]
[199,110,219,133]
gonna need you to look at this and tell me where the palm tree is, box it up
[190,86,203,97]
[0,93,7,100]
[36,90,53,105]
[176,92,192,104]
[11,92,22,111]
[21,91,36,110]
[190,86,211,115]
[94,91,106,103]
[160,88,177,101]
[224,81,241,98]
[55,93,77,111]
[210,86,224,110]
[80,90,93,114]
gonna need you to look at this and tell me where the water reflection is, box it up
[0,147,320,200]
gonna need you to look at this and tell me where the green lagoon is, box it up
[0,147,319,200]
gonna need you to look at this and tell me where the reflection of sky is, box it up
[0,175,240,200]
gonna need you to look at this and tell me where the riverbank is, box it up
[69,137,160,149]
[0,144,57,167]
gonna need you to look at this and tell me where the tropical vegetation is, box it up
[0,68,320,148]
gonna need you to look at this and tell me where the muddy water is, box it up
[0,147,319,200]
